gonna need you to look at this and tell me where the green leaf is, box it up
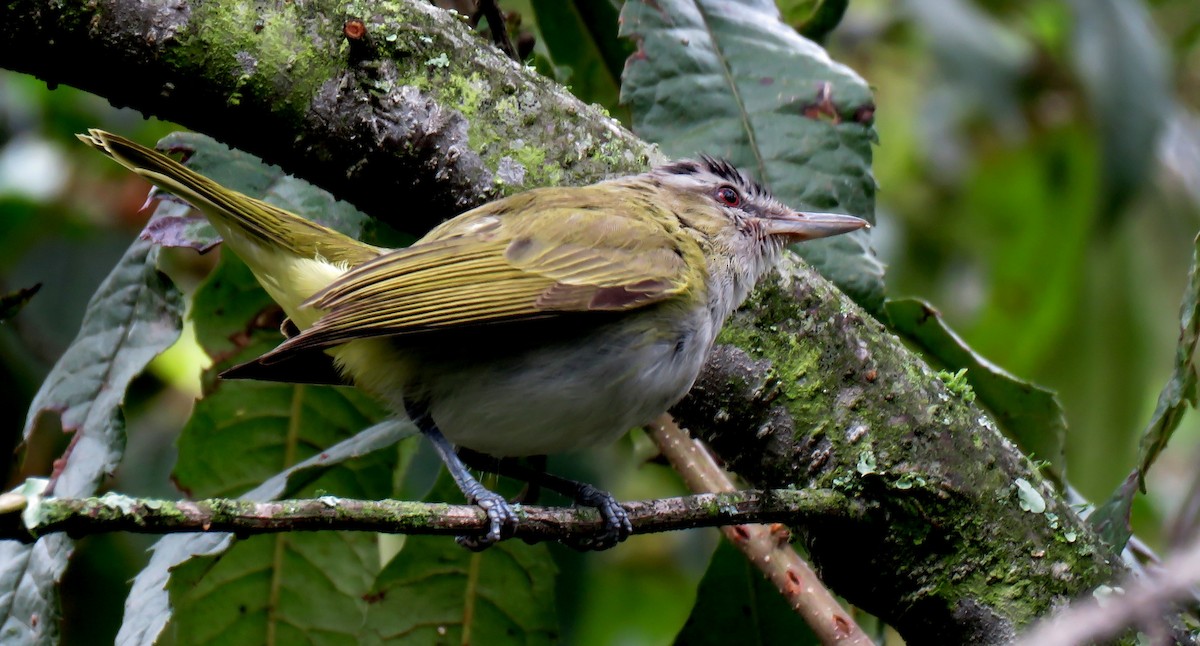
[620,0,883,313]
[885,298,1067,478]
[358,472,559,644]
[0,283,40,322]
[167,532,379,646]
[674,539,818,646]
[5,237,182,645]
[1067,0,1172,222]
[116,419,414,646]
[363,536,559,644]
[1134,234,1200,490]
[174,248,390,501]
[1087,471,1138,553]
[23,237,182,492]
[528,0,632,123]
[161,312,392,645]
[784,0,848,42]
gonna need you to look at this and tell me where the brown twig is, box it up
[646,414,873,646]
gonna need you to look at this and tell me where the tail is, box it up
[79,129,381,326]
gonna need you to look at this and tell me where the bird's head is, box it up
[651,156,867,246]
[646,157,868,306]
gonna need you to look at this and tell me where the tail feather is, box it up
[77,130,379,267]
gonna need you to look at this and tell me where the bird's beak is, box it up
[761,211,870,241]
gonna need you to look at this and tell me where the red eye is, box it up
[715,185,741,207]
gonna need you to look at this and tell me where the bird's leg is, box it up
[458,448,632,551]
[404,402,518,550]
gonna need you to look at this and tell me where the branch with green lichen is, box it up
[0,483,859,545]
[0,0,1138,642]
[670,257,1128,644]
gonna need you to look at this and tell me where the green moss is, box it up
[177,2,338,116]
[507,144,563,186]
[937,368,976,402]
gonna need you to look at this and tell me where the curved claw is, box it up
[564,485,632,551]
[458,488,519,550]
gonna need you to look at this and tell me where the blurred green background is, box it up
[2,0,1199,643]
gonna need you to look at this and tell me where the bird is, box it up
[79,129,868,549]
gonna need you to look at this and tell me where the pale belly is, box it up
[337,309,716,457]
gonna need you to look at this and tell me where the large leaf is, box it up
[620,0,883,313]
[1067,0,1171,223]
[362,475,559,645]
[21,237,182,494]
[363,536,558,645]
[675,539,818,645]
[116,419,413,646]
[166,531,379,646]
[886,298,1067,478]
[2,237,182,645]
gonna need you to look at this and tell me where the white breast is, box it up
[417,309,717,457]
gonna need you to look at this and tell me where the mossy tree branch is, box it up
[0,0,1127,643]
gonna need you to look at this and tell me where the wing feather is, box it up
[261,189,697,361]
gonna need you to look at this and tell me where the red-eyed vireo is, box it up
[80,130,867,549]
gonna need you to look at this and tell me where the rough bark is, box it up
[0,0,1123,642]
[672,257,1120,643]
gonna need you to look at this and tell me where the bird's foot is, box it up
[561,484,632,551]
[456,486,519,551]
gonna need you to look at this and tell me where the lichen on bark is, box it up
[673,256,1120,642]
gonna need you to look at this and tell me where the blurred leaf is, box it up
[1137,234,1200,488]
[958,129,1097,377]
[529,0,632,122]
[0,283,40,322]
[1160,110,1200,216]
[903,0,1031,133]
[173,377,389,498]
[363,474,559,645]
[141,132,374,252]
[620,0,884,313]
[674,539,818,645]
[785,0,848,42]
[886,298,1067,478]
[1087,471,1139,554]
[4,237,181,644]
[187,253,277,360]
[1067,0,1171,223]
